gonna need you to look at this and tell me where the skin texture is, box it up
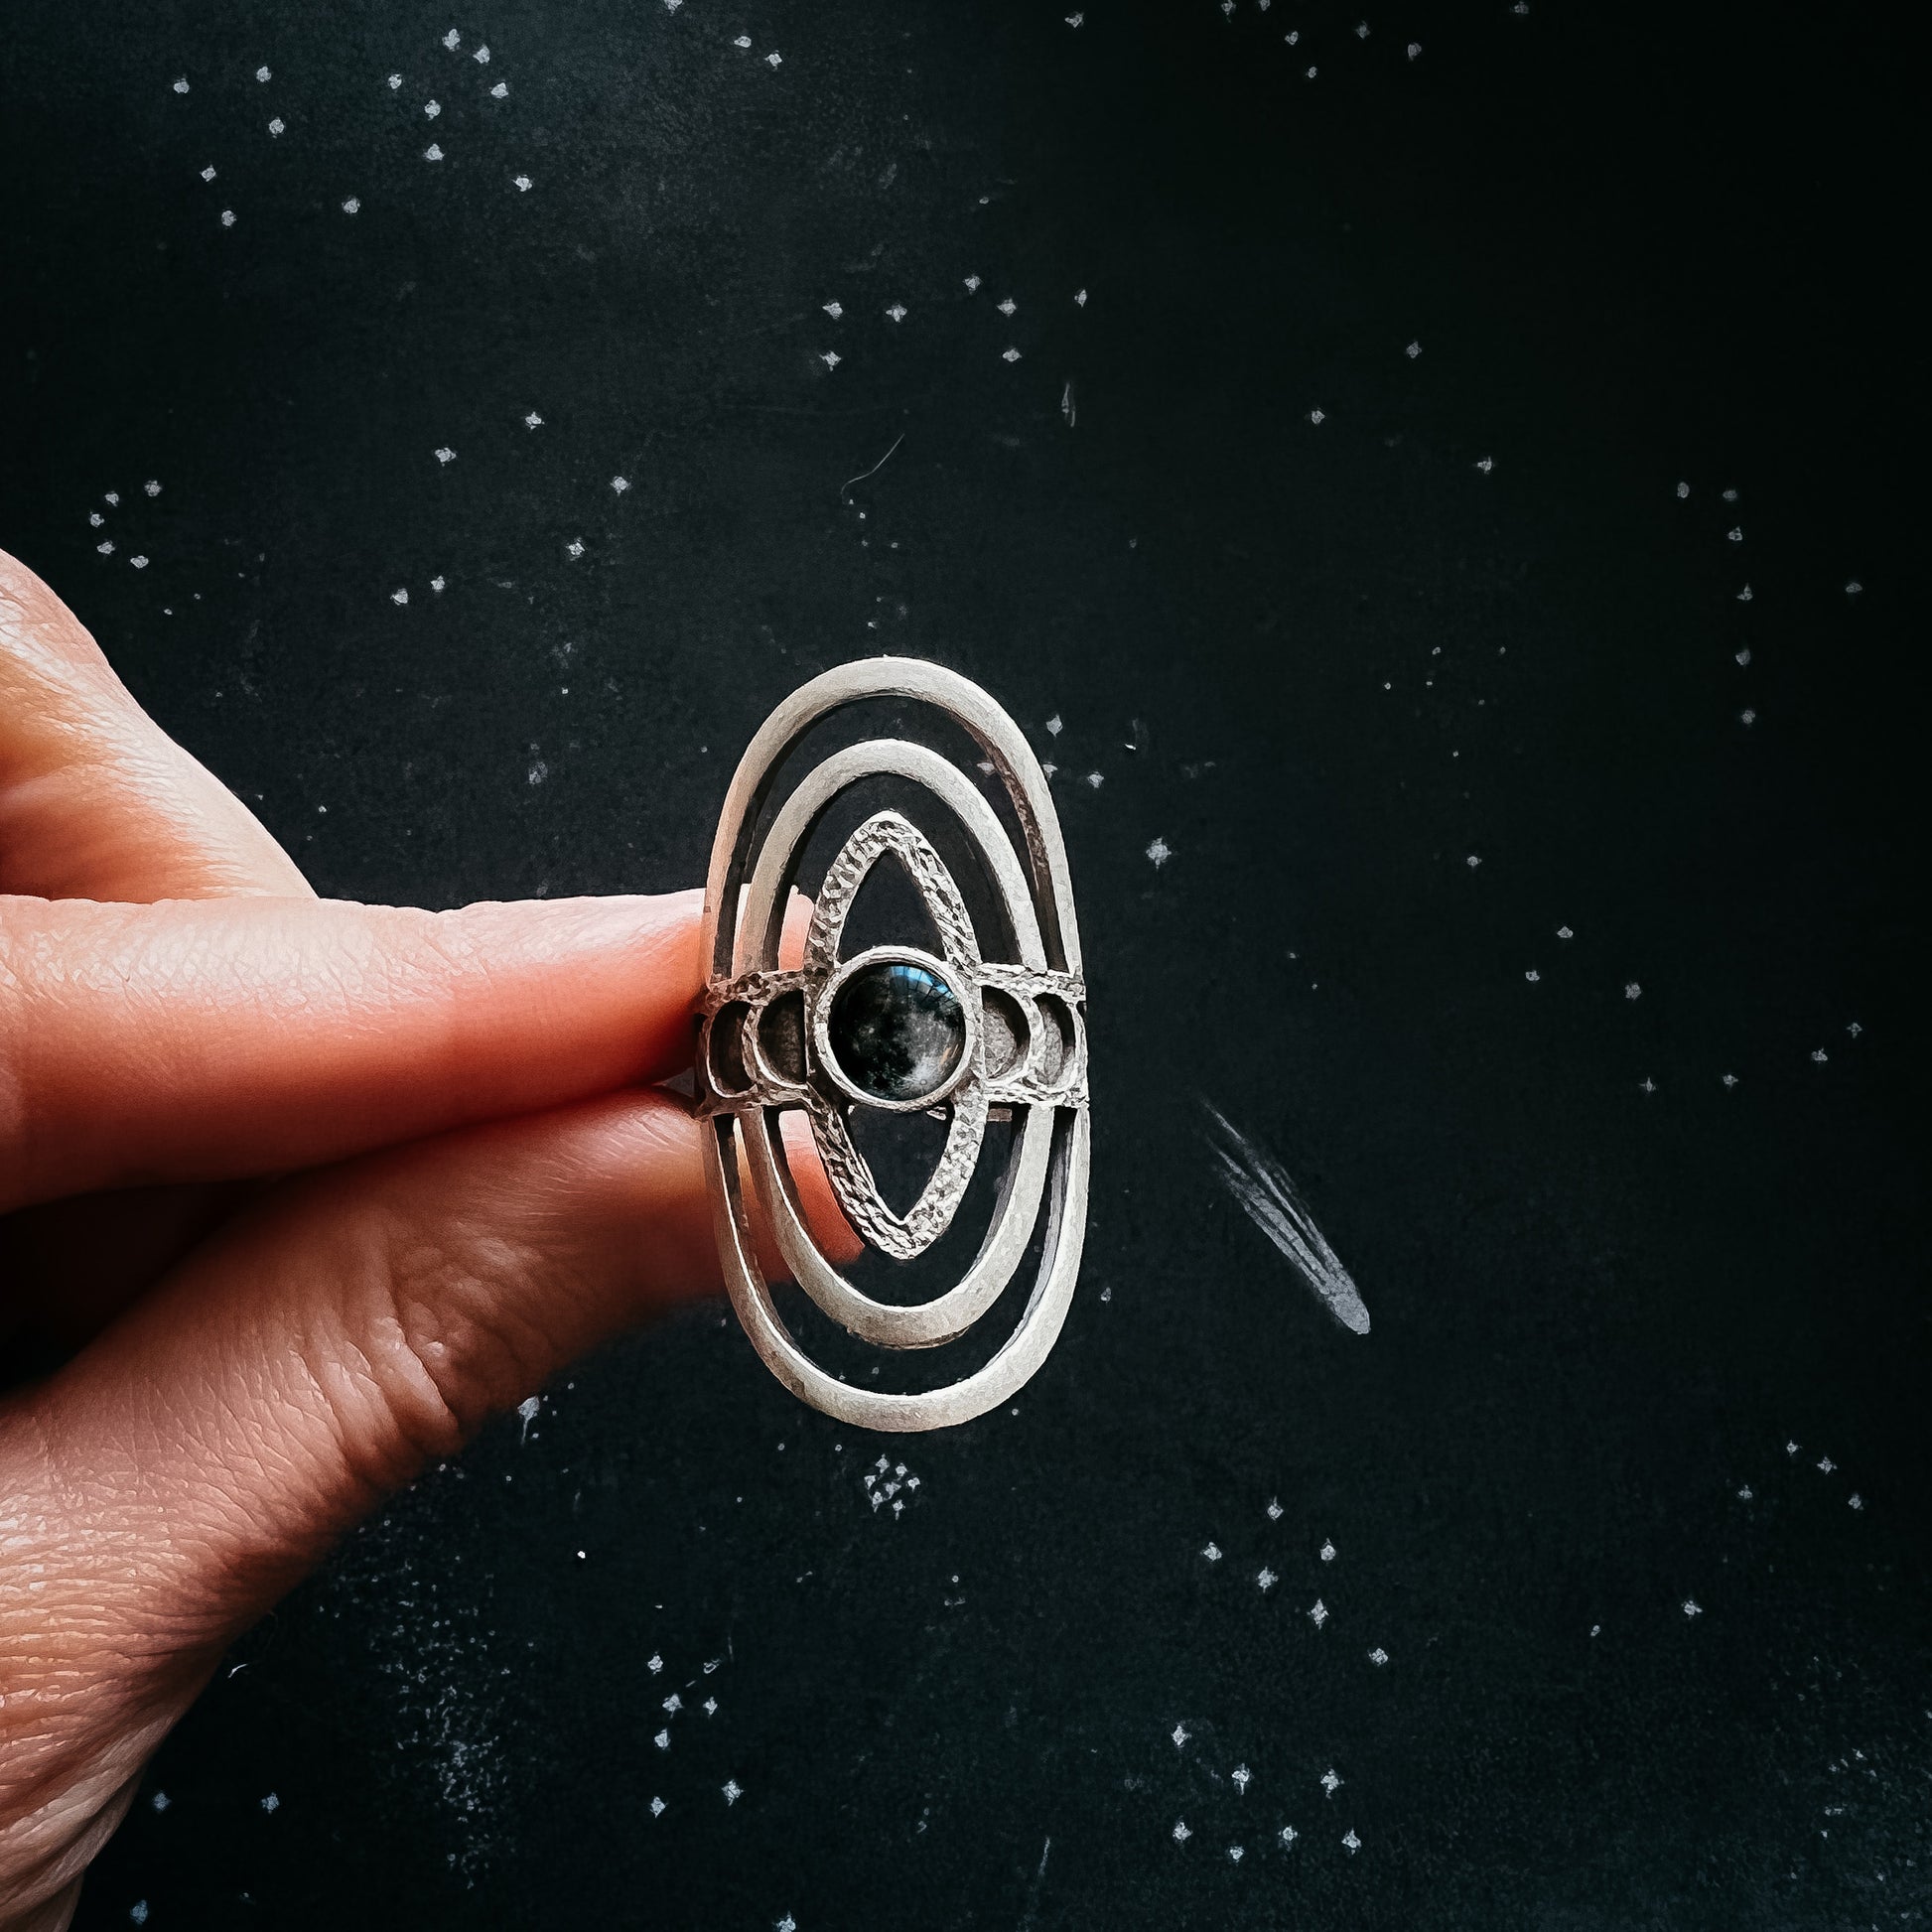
[0,549,853,1930]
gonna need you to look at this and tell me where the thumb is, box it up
[0,1091,847,1922]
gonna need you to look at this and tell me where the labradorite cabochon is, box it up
[827,960,966,1103]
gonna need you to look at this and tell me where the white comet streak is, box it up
[1202,1100,1370,1334]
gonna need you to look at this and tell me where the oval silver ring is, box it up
[695,657,1090,1433]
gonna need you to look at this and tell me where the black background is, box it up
[5,1,1926,1925]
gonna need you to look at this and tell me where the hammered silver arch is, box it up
[695,657,1090,1432]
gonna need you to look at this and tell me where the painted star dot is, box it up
[1257,1568,1277,1591]
[524,411,543,428]
[173,77,190,93]
[390,587,407,604]
[735,34,752,47]
[1320,1769,1342,1796]
[1476,456,1495,473]
[434,447,455,464]
[998,297,1018,316]
[820,350,841,369]
[424,143,444,160]
[653,1728,670,1749]
[649,1797,665,1817]
[130,555,148,569]
[1147,837,1172,867]
[823,301,843,318]
[1406,340,1422,357]
[220,209,235,225]
[647,1653,663,1672]
[201,165,216,182]
[491,81,509,97]
[1319,1541,1336,1562]
[1201,1542,1221,1561]
[886,303,907,322]
[1002,346,1022,362]
[1227,1845,1245,1863]
[611,476,629,492]
[1342,1830,1361,1853]
[1682,1598,1702,1617]
[268,116,285,134]
[1266,1497,1283,1520]
[388,73,403,89]
[343,197,360,213]
[722,1779,744,1805]
[1309,407,1325,424]
[964,275,982,292]
[766,51,782,67]
[1309,1599,1328,1627]
[1232,1765,1251,1793]
[513,175,532,191]
[1624,982,1641,1000]
[1173,1820,1191,1843]
[1172,1724,1189,1747]
[424,99,441,118]
[1369,1647,1389,1665]
[1280,1825,1299,1847]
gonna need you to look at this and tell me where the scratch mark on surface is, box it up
[1017,1835,1051,1928]
[1202,1101,1369,1333]
[840,431,904,503]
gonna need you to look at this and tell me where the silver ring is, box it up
[696,657,1090,1433]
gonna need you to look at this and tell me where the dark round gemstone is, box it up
[827,961,966,1103]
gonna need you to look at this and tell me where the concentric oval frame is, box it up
[696,657,1090,1433]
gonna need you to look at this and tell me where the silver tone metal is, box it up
[695,657,1089,1432]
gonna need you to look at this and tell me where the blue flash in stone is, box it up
[827,961,965,1103]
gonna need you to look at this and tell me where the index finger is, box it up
[0,891,707,1215]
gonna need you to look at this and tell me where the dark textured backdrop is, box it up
[5,1,1925,1926]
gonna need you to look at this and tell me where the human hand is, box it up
[0,551,846,1930]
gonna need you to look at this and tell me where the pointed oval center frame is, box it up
[696,659,1090,1433]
